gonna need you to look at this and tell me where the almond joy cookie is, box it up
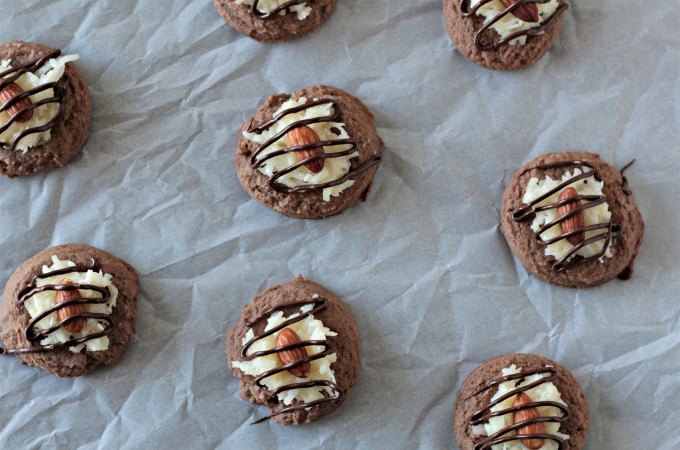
[235,85,383,219]
[226,275,361,424]
[500,151,644,288]
[0,41,91,178]
[443,0,568,70]
[213,0,338,42]
[454,354,590,450]
[0,244,139,377]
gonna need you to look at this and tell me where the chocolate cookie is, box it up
[0,244,139,377]
[443,0,568,70]
[454,354,589,450]
[226,275,361,425]
[213,0,338,42]
[500,151,644,288]
[235,85,383,219]
[0,41,91,178]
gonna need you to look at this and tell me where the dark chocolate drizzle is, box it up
[619,159,635,196]
[511,160,622,273]
[238,297,343,423]
[468,367,569,450]
[459,0,569,51]
[616,159,637,279]
[0,49,67,152]
[0,259,113,355]
[246,98,381,193]
[249,0,308,20]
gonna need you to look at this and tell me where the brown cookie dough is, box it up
[235,85,383,219]
[227,275,361,425]
[500,151,644,288]
[443,0,568,70]
[0,41,91,178]
[454,354,590,450]
[213,0,338,42]
[0,244,139,377]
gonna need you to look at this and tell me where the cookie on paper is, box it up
[0,41,91,178]
[235,85,383,219]
[213,0,338,42]
[0,244,139,377]
[454,353,590,450]
[227,275,361,424]
[443,0,569,70]
[500,151,644,288]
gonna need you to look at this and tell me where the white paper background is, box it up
[0,0,678,449]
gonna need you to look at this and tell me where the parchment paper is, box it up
[1,1,678,449]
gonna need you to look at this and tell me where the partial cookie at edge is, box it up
[213,0,338,42]
[443,0,567,70]
[454,353,590,450]
[0,40,91,178]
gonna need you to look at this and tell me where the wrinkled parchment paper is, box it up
[1,1,678,448]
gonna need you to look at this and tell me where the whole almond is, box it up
[500,0,540,23]
[55,278,86,333]
[557,187,585,246]
[286,125,325,174]
[275,328,311,379]
[513,392,546,449]
[0,81,33,122]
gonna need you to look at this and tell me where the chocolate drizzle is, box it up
[468,367,569,450]
[238,297,343,423]
[616,159,637,279]
[619,159,635,196]
[0,259,113,355]
[0,49,67,151]
[249,0,308,20]
[511,160,622,273]
[246,98,381,193]
[459,0,569,51]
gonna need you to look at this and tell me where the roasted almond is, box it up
[557,187,585,246]
[55,278,86,333]
[513,392,546,449]
[286,125,325,174]
[275,328,311,379]
[0,81,33,123]
[500,0,540,23]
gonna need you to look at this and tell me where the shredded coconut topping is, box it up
[232,303,338,406]
[523,168,613,263]
[24,256,118,353]
[473,365,570,450]
[0,54,79,152]
[235,0,312,20]
[470,0,559,45]
[243,97,358,201]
